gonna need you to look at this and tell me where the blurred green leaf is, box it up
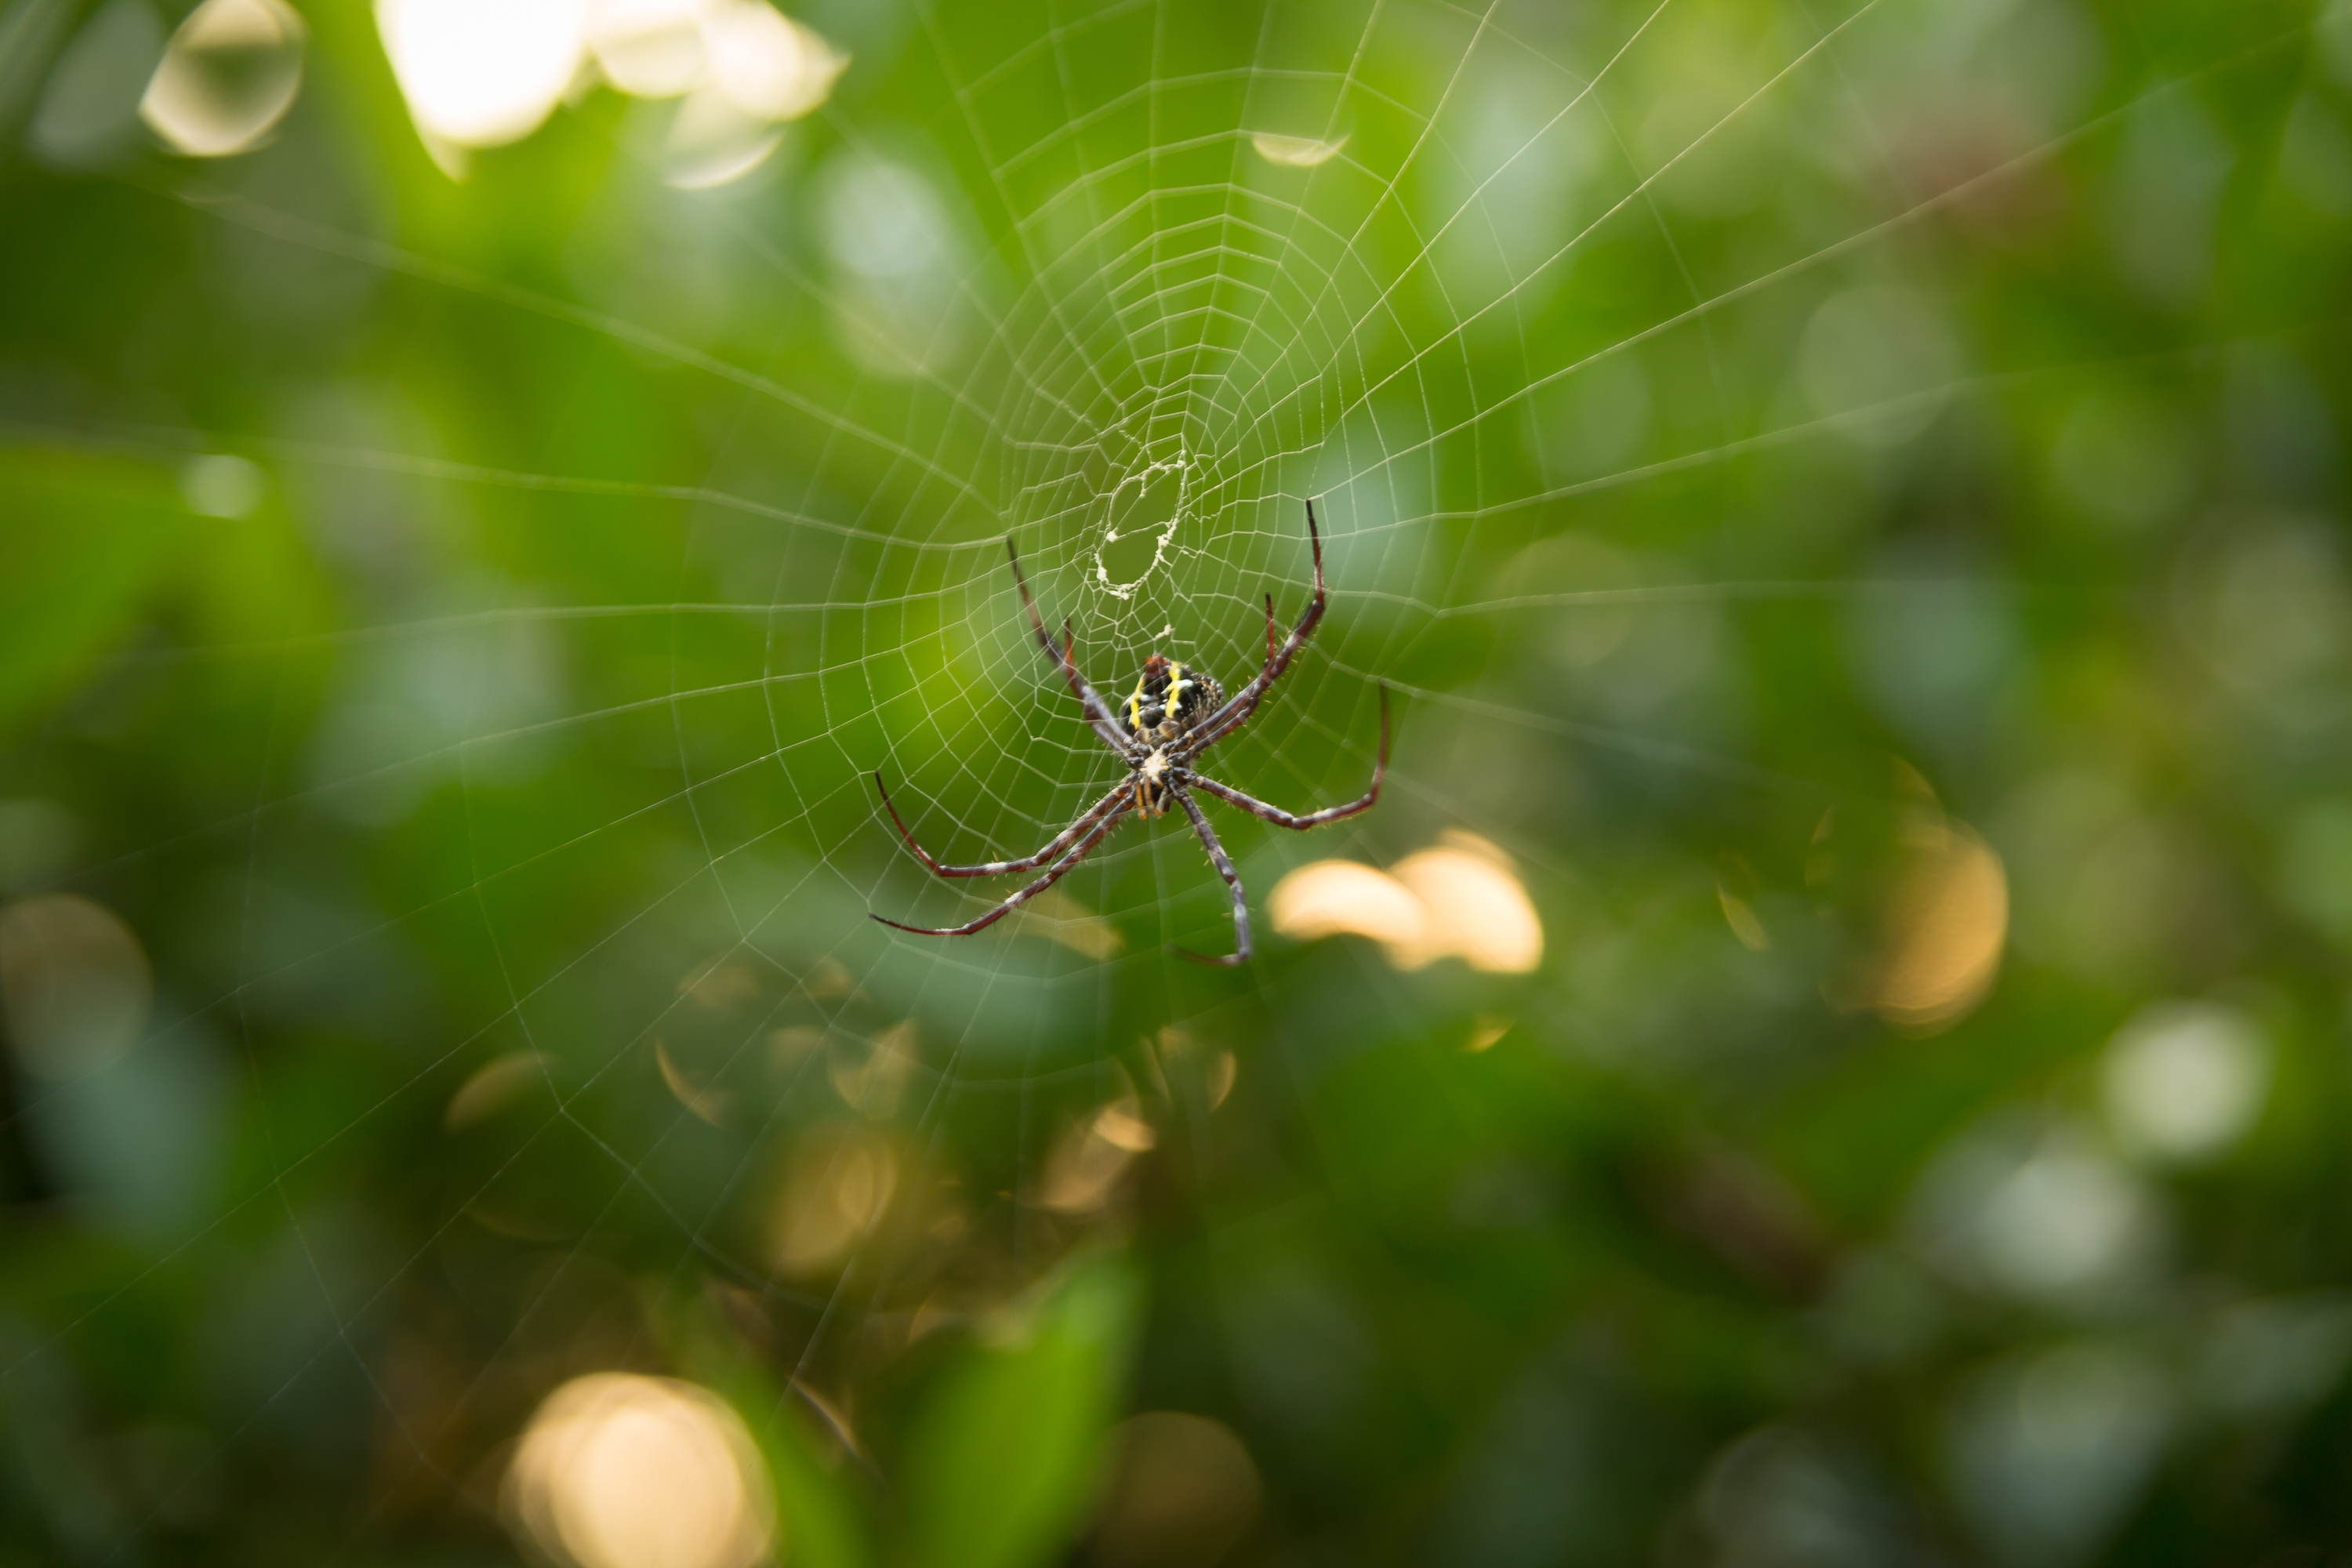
[898,1254,1141,1568]
[753,1399,875,1568]
[0,447,191,736]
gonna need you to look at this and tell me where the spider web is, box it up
[1,0,2332,1554]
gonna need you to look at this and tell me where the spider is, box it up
[870,499,1389,965]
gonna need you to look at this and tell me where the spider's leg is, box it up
[870,804,1128,938]
[1004,536,1133,757]
[1183,499,1328,757]
[875,774,1131,877]
[1171,789,1251,967]
[1186,684,1389,829]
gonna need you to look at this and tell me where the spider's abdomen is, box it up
[1124,655,1224,746]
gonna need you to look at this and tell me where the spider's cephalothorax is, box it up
[1125,655,1224,817]
[871,499,1390,966]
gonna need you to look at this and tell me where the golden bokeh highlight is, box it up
[826,1019,916,1120]
[503,1372,772,1568]
[768,1024,824,1071]
[1857,817,2009,1031]
[1088,1410,1262,1568]
[770,1127,898,1275]
[1040,1097,1156,1215]
[1391,832,1544,972]
[1150,1024,1237,1110]
[0,893,152,1081]
[678,953,762,1014]
[1203,1051,1237,1109]
[656,1040,734,1127]
[1717,884,1772,951]
[1014,889,1127,958]
[1266,859,1425,948]
[1464,1014,1513,1053]
[445,1051,554,1131]
[1269,831,1542,974]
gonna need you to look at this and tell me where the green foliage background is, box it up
[5,0,2352,1563]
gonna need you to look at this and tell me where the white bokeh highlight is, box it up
[2101,1000,2270,1165]
[377,0,588,153]
[140,0,305,157]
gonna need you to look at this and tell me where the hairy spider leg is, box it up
[1171,789,1251,966]
[873,773,1131,877]
[1185,684,1390,829]
[1183,499,1327,758]
[869,804,1130,937]
[1004,537,1133,756]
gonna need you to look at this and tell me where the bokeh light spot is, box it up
[589,0,707,96]
[818,149,970,370]
[377,0,587,154]
[699,0,842,122]
[1859,818,2006,1030]
[0,893,153,1082]
[1014,888,1125,958]
[1089,1410,1263,1568]
[2201,1293,2352,1421]
[1717,883,1771,951]
[1251,132,1347,167]
[1798,284,1958,446]
[1267,859,1423,949]
[1915,1120,2162,1306]
[503,1372,772,1568]
[662,85,786,190]
[177,452,267,517]
[1945,1344,2173,1566]
[585,0,844,187]
[2101,1000,2270,1164]
[444,1051,554,1131]
[826,1018,916,1120]
[1204,1051,1236,1110]
[1389,833,1544,973]
[1040,1096,1153,1215]
[139,0,303,158]
[771,1127,897,1275]
[1269,834,1542,974]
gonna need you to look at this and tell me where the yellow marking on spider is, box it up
[1127,660,1201,735]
